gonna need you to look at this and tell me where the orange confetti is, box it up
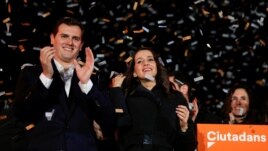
[115,108,124,113]
[184,48,189,57]
[259,39,266,46]
[78,60,85,66]
[5,92,13,96]
[133,1,138,11]
[140,0,145,5]
[42,12,51,18]
[202,8,210,16]
[124,56,132,63]
[116,39,124,44]
[217,69,225,77]
[19,45,25,52]
[109,37,116,42]
[21,22,31,26]
[18,39,28,42]
[119,51,126,57]
[123,14,133,21]
[66,10,74,14]
[133,29,144,33]
[150,35,157,44]
[25,124,35,131]
[140,12,146,17]
[2,17,10,24]
[8,4,11,13]
[182,35,192,41]
[244,22,250,30]
[102,18,110,23]
[256,79,265,86]
[0,115,7,120]
[122,27,129,34]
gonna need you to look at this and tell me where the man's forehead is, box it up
[58,24,82,34]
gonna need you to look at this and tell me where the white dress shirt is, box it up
[39,59,93,97]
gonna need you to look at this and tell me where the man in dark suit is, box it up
[13,17,116,151]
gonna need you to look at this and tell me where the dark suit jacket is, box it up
[14,62,115,151]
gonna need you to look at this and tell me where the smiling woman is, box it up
[109,47,197,151]
[222,83,257,124]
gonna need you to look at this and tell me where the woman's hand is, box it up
[176,105,190,132]
[190,98,199,122]
[111,74,126,87]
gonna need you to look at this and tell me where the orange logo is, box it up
[197,124,268,151]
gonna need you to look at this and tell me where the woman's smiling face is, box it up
[133,49,157,81]
[231,88,250,116]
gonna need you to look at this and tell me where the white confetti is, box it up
[142,26,149,33]
[98,60,107,66]
[167,41,174,45]
[238,107,244,116]
[33,47,41,51]
[144,74,155,81]
[166,59,172,63]
[194,76,204,82]
[96,54,105,58]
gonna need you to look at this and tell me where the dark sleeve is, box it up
[86,86,116,139]
[174,119,197,151]
[13,66,56,123]
[109,87,131,127]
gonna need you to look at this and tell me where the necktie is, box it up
[59,67,74,97]
[60,68,73,82]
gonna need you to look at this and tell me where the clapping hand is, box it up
[73,47,94,84]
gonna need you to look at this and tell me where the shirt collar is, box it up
[54,59,74,73]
